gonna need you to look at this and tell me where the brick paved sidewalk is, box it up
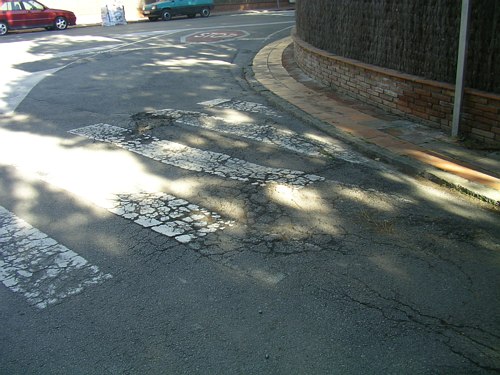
[251,37,500,207]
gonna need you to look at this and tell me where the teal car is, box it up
[142,0,214,21]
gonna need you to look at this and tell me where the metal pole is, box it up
[451,0,471,137]
[277,0,280,9]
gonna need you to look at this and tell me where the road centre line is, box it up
[0,206,112,309]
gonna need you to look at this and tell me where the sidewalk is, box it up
[250,37,500,207]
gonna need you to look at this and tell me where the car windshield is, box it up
[23,0,45,11]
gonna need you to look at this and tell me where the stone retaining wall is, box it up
[293,33,500,147]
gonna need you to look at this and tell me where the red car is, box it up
[0,0,76,35]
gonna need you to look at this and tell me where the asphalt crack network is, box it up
[321,277,500,372]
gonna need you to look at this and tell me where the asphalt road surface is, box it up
[1,11,499,374]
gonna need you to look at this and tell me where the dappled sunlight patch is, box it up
[336,187,396,213]
[198,51,231,59]
[476,234,500,252]
[377,170,410,184]
[369,255,410,280]
[283,221,344,239]
[70,124,324,188]
[181,135,209,147]
[89,72,113,81]
[0,126,236,244]
[303,132,335,145]
[11,178,38,202]
[164,177,199,196]
[199,98,282,118]
[246,268,286,285]
[219,256,287,286]
[267,184,327,212]
[154,66,187,72]
[3,168,124,252]
[406,177,497,224]
[152,58,233,68]
[0,36,122,66]
[37,34,122,45]
[0,113,30,122]
[0,68,58,115]
[0,127,166,212]
[198,84,226,91]
[411,181,498,223]
[213,108,254,125]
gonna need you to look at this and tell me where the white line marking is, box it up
[198,98,232,107]
[69,124,324,187]
[150,108,366,163]
[199,99,282,117]
[0,68,59,115]
[0,20,294,114]
[181,30,250,44]
[102,192,234,243]
[0,206,112,309]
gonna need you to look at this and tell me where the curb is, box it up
[248,37,500,208]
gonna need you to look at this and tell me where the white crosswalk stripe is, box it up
[199,98,282,117]
[155,107,365,163]
[102,192,234,243]
[2,100,334,307]
[69,123,325,187]
[0,206,112,309]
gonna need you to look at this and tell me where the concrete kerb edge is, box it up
[259,79,500,208]
[421,170,500,207]
[248,41,500,209]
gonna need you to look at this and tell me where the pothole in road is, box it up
[131,110,202,134]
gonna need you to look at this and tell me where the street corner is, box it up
[181,30,249,44]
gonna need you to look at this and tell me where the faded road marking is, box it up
[69,124,324,187]
[102,192,234,243]
[199,99,282,117]
[148,108,365,163]
[0,206,112,309]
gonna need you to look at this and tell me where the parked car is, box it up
[0,0,76,36]
[142,0,214,21]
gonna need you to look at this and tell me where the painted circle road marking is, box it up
[182,30,249,43]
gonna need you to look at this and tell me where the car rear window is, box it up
[1,2,23,11]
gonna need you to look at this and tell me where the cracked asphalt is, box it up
[0,11,499,374]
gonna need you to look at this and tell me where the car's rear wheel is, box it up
[200,7,210,17]
[162,10,171,21]
[0,21,8,36]
[54,16,68,30]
